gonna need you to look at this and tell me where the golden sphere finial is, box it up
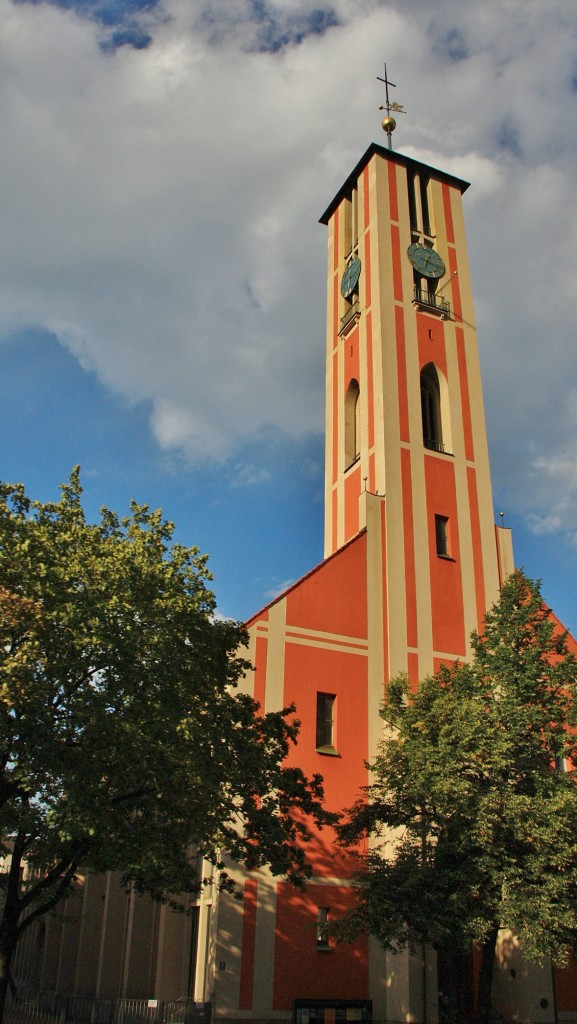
[382,116,397,135]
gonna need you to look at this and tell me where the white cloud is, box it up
[525,453,577,544]
[230,464,272,488]
[526,513,563,537]
[264,578,297,602]
[0,0,577,544]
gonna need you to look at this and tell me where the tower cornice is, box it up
[319,141,470,226]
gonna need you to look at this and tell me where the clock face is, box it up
[341,256,362,299]
[407,243,445,279]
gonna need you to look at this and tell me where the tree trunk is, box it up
[0,833,26,1024]
[0,968,8,1024]
[437,944,473,1023]
[476,925,499,1023]
[0,912,19,1024]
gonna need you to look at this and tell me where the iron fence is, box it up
[5,996,211,1024]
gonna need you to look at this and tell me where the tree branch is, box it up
[18,838,92,913]
[17,858,83,938]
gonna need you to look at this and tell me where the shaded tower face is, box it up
[320,144,509,676]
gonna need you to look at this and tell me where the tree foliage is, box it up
[0,470,330,998]
[339,572,577,1014]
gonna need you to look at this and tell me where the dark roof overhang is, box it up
[319,141,470,225]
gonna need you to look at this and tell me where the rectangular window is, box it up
[342,187,358,259]
[408,170,418,232]
[342,195,352,258]
[316,907,330,949]
[408,171,432,237]
[351,186,358,254]
[420,174,431,236]
[435,515,449,557]
[316,693,335,751]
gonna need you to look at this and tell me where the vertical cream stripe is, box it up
[264,598,287,713]
[251,872,278,1014]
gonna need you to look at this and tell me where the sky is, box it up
[1,0,576,633]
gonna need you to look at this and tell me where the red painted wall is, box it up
[283,640,368,873]
[284,537,369,875]
[554,958,577,1011]
[244,535,371,1013]
[424,454,466,657]
[273,883,369,1010]
[417,317,447,378]
[286,535,367,639]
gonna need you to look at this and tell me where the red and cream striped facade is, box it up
[211,143,518,1021]
[321,142,512,678]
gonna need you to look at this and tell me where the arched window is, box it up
[420,364,443,452]
[345,379,360,468]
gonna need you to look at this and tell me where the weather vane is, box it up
[377,63,405,149]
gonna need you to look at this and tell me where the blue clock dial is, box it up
[341,256,362,299]
[407,243,445,280]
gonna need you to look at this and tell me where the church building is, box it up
[217,135,514,1022]
[12,125,577,1024]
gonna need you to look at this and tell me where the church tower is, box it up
[320,140,514,685]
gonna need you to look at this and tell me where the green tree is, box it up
[339,572,577,1021]
[0,470,330,1017]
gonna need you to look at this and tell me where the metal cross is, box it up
[377,64,406,117]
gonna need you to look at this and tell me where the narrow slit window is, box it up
[408,170,432,237]
[408,170,418,232]
[435,515,449,557]
[345,379,360,468]
[317,907,330,949]
[420,174,431,236]
[342,195,352,258]
[316,693,335,751]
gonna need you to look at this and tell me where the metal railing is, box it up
[413,286,451,317]
[4,992,519,1024]
[5,996,211,1024]
[423,435,446,453]
[5,1003,59,1024]
[339,300,360,334]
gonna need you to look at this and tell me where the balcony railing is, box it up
[339,300,360,336]
[412,286,451,318]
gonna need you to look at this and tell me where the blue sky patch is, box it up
[496,116,522,158]
[253,4,338,52]
[251,6,340,52]
[101,24,152,50]
[434,27,469,62]
[26,0,343,54]
[15,0,157,19]
[0,326,325,621]
[197,1,339,53]
[15,0,157,48]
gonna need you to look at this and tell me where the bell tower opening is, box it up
[420,363,443,453]
[344,379,360,469]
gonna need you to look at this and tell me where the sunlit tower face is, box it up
[320,142,512,682]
